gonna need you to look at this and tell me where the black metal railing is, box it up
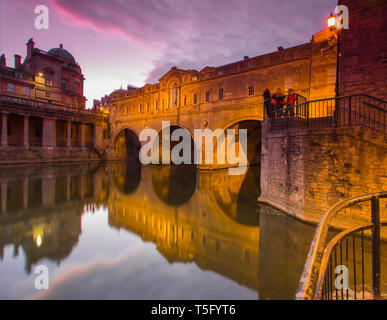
[263,93,307,118]
[264,94,387,134]
[296,192,387,300]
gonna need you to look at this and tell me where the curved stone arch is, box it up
[220,116,262,132]
[165,76,182,89]
[112,125,141,145]
[153,121,195,140]
[220,116,262,167]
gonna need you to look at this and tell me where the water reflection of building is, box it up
[0,163,108,273]
[108,163,260,292]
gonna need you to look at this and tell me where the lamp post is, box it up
[327,11,341,127]
[327,13,341,98]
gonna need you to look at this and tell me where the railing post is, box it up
[348,96,352,126]
[371,196,381,299]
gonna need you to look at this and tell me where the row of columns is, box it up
[0,113,89,148]
[0,175,88,214]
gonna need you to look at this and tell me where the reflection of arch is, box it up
[113,128,141,160]
[210,166,260,227]
[151,165,196,206]
[112,161,141,194]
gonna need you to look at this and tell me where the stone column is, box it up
[81,123,85,148]
[42,176,55,206]
[66,121,72,148]
[23,116,29,148]
[22,178,29,209]
[42,118,56,149]
[1,114,8,146]
[80,175,85,198]
[1,181,7,213]
[66,175,71,201]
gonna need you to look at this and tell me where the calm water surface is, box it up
[0,162,316,299]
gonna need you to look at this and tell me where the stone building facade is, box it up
[0,39,107,163]
[104,32,337,119]
[100,26,338,163]
[0,38,86,109]
[338,0,387,100]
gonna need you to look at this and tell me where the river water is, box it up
[0,162,316,299]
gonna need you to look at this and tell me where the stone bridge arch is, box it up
[111,126,141,160]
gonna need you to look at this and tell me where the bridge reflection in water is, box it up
[0,162,316,299]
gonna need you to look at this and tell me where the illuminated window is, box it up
[7,83,14,93]
[168,92,170,108]
[219,88,223,100]
[44,72,53,86]
[172,84,177,107]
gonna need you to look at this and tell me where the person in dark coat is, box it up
[274,88,285,117]
[263,88,271,118]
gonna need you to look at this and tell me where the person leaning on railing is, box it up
[285,88,297,116]
[273,88,285,117]
[263,87,272,118]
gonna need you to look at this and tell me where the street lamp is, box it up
[327,13,336,29]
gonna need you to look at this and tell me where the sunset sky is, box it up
[0,0,337,108]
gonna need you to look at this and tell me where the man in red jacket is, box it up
[285,88,296,116]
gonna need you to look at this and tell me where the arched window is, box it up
[172,84,177,107]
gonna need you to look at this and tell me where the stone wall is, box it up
[339,0,387,100]
[259,120,387,228]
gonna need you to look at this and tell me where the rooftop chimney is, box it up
[244,56,249,60]
[14,55,22,69]
[59,43,63,49]
[0,54,5,68]
[278,46,284,51]
[26,38,35,58]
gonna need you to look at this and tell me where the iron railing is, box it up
[263,93,307,118]
[264,94,387,134]
[296,192,387,300]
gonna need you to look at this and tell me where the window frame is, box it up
[7,83,15,93]
[218,88,223,101]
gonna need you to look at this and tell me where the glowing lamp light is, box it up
[327,15,336,28]
[38,72,43,77]
[36,235,42,247]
